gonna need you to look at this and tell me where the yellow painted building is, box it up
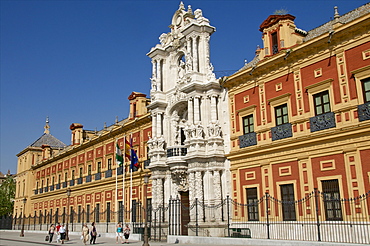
[14,92,152,232]
[222,4,370,243]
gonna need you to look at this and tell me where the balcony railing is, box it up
[239,132,257,148]
[44,187,48,192]
[62,182,67,188]
[34,189,38,195]
[49,185,54,191]
[271,123,293,141]
[358,102,370,122]
[167,147,187,157]
[69,179,75,186]
[95,173,101,181]
[86,175,92,183]
[56,183,60,190]
[310,112,336,132]
[144,159,151,169]
[105,169,112,178]
[39,188,43,194]
[77,178,83,184]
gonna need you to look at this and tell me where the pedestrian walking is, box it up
[81,223,89,245]
[123,224,130,244]
[116,222,124,244]
[59,224,66,244]
[55,223,61,243]
[90,222,97,244]
[47,224,55,243]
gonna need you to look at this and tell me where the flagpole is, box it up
[129,134,133,224]
[115,139,118,223]
[123,135,126,224]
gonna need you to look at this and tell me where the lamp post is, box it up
[66,188,71,241]
[142,174,150,246]
[20,197,27,237]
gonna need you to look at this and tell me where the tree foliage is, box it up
[0,176,16,216]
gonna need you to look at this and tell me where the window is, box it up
[107,158,112,170]
[242,115,254,134]
[275,104,289,125]
[71,170,75,180]
[106,202,111,222]
[52,176,55,185]
[62,207,66,223]
[280,184,296,221]
[271,32,278,54]
[70,206,73,223]
[88,165,92,176]
[55,208,59,224]
[97,162,101,173]
[133,103,137,118]
[314,91,331,115]
[86,205,90,223]
[79,168,83,178]
[95,204,100,223]
[362,78,370,103]
[322,179,342,221]
[78,205,81,223]
[246,188,259,221]
[132,200,137,222]
[58,174,61,184]
[64,172,68,182]
[147,198,152,222]
[118,201,124,223]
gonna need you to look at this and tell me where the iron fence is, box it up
[3,189,369,244]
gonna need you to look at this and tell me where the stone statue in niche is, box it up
[151,77,157,91]
[178,60,186,80]
[186,52,192,72]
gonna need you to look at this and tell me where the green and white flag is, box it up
[116,143,123,166]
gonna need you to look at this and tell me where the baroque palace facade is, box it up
[12,2,370,243]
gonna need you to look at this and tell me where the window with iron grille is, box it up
[95,204,100,223]
[246,187,259,221]
[243,115,254,134]
[78,205,81,223]
[118,201,124,223]
[275,104,289,125]
[106,202,111,223]
[132,200,137,222]
[147,198,152,222]
[62,207,66,223]
[362,78,370,103]
[86,205,90,223]
[280,184,296,221]
[322,179,342,221]
[70,206,73,223]
[314,91,331,115]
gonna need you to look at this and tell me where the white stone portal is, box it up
[147,2,230,237]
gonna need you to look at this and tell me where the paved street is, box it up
[0,230,168,246]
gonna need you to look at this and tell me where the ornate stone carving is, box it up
[172,170,188,192]
[207,122,221,137]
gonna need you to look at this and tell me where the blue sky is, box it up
[1,0,368,174]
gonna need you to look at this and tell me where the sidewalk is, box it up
[0,230,168,246]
